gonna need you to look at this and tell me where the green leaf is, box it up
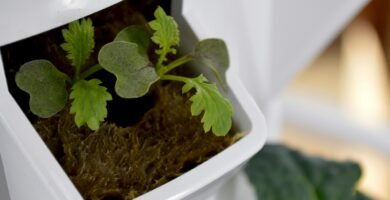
[15,60,69,118]
[70,79,112,130]
[182,75,233,136]
[115,25,150,56]
[149,6,180,60]
[245,145,369,200]
[291,151,362,200]
[98,41,159,98]
[245,145,317,200]
[353,192,372,200]
[194,39,229,88]
[61,18,95,71]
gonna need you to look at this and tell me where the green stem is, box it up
[161,55,193,75]
[156,51,167,72]
[80,64,103,80]
[160,74,189,83]
[74,65,81,81]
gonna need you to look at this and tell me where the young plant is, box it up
[98,7,233,136]
[15,19,112,130]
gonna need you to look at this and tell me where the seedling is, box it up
[15,19,112,130]
[15,7,233,136]
[98,7,233,136]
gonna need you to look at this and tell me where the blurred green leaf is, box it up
[245,145,370,200]
[352,192,372,200]
[245,145,318,200]
[290,150,362,200]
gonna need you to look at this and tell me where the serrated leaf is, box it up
[98,41,159,98]
[182,75,233,136]
[70,79,112,130]
[194,39,229,88]
[149,6,179,59]
[115,25,150,56]
[15,60,69,118]
[61,18,95,71]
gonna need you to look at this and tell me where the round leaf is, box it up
[194,39,229,88]
[15,60,69,118]
[98,41,159,98]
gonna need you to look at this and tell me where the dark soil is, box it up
[1,1,239,199]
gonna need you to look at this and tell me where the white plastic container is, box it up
[175,0,368,142]
[0,1,267,200]
[172,0,368,199]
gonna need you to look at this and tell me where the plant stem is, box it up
[161,55,193,75]
[156,51,167,73]
[80,64,103,80]
[74,65,81,81]
[160,74,189,83]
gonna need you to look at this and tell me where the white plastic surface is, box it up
[172,0,273,105]
[0,0,121,46]
[0,154,11,200]
[210,171,257,200]
[168,0,369,197]
[269,0,368,99]
[265,0,368,139]
[175,0,368,141]
[0,1,267,200]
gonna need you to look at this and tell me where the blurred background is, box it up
[281,0,390,199]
